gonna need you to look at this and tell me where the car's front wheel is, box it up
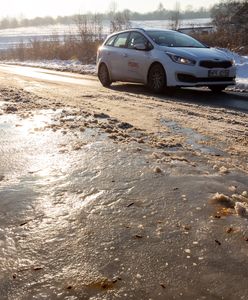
[98,63,111,87]
[147,64,166,93]
[208,85,228,93]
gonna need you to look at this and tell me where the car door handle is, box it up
[123,53,128,57]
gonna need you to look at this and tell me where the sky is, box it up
[1,0,220,19]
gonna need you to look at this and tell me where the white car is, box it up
[97,28,236,93]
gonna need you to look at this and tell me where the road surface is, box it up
[0,64,248,112]
[0,64,248,300]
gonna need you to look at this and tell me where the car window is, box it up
[147,31,206,48]
[113,32,129,48]
[105,35,117,46]
[127,32,148,49]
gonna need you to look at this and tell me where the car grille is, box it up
[199,60,232,69]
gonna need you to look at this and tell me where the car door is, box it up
[108,32,130,80]
[123,32,153,82]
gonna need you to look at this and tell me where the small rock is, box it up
[214,215,221,219]
[219,166,229,174]
[242,191,248,198]
[154,167,162,174]
[5,106,18,113]
[151,152,160,159]
[232,193,248,202]
[93,112,110,119]
[228,186,237,192]
[117,122,133,130]
[108,134,118,140]
[210,193,235,208]
[226,227,233,233]
[73,144,82,151]
[33,266,43,271]
[66,285,73,290]
[100,279,114,289]
[183,225,191,231]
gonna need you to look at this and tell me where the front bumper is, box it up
[176,73,236,86]
[165,62,236,87]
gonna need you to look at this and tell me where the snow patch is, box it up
[2,59,96,75]
[225,51,248,92]
[235,202,248,217]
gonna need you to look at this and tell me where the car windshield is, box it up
[146,30,206,48]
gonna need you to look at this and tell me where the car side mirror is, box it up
[134,43,147,51]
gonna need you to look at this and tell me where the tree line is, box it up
[0,5,210,30]
[1,0,247,63]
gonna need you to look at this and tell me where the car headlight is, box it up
[166,52,196,66]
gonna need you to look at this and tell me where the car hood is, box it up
[160,46,232,61]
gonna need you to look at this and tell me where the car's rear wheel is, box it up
[147,64,166,93]
[98,63,111,87]
[208,85,228,93]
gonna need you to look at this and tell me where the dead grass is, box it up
[192,30,248,54]
[0,37,102,63]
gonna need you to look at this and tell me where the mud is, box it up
[0,86,248,300]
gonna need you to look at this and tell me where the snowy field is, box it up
[0,19,211,50]
[2,53,248,92]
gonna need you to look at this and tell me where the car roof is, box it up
[143,28,176,33]
[104,28,180,44]
[108,28,176,36]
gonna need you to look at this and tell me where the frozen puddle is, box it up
[161,119,225,156]
[1,108,248,299]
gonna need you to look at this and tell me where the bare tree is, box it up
[170,1,181,30]
[108,2,131,33]
[211,0,248,46]
[74,13,103,42]
[92,13,103,40]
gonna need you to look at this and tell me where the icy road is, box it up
[0,64,248,300]
[0,64,248,112]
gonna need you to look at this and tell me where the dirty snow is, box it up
[1,59,96,75]
[235,202,248,217]
[1,51,248,91]
[223,50,248,91]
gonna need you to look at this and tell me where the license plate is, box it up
[208,70,230,77]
